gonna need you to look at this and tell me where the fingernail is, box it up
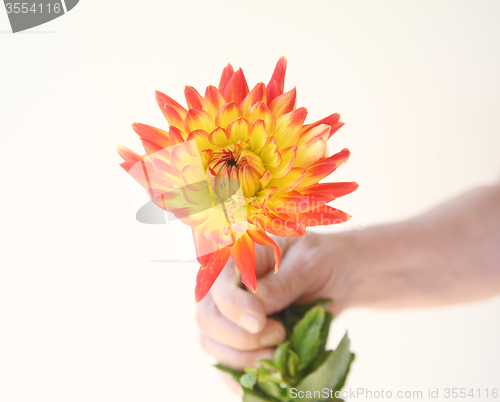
[260,329,286,347]
[240,314,260,334]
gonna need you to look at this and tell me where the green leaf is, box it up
[257,380,288,400]
[332,353,355,393]
[318,311,333,354]
[287,299,332,321]
[273,340,290,375]
[214,364,244,382]
[308,299,332,310]
[270,299,332,339]
[287,349,299,379]
[269,312,295,339]
[259,359,277,372]
[297,333,352,402]
[291,306,325,371]
[257,367,271,382]
[257,367,283,384]
[240,368,258,389]
[307,350,333,374]
[243,388,281,402]
[238,300,353,402]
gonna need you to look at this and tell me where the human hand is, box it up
[195,233,355,395]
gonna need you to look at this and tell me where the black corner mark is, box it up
[4,0,79,33]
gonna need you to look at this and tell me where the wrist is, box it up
[341,221,423,310]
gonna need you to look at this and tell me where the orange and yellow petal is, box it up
[269,87,296,117]
[246,101,276,137]
[274,107,307,149]
[268,167,305,193]
[186,129,212,154]
[257,213,306,237]
[247,119,268,152]
[293,205,351,227]
[168,126,185,146]
[259,137,282,168]
[238,165,261,198]
[228,232,257,292]
[184,108,216,134]
[268,145,297,179]
[215,102,243,129]
[194,247,229,303]
[223,68,249,104]
[241,82,266,114]
[218,63,235,95]
[296,148,351,190]
[294,124,330,167]
[132,123,170,154]
[301,182,359,200]
[155,90,187,133]
[247,227,281,272]
[208,127,230,147]
[203,85,226,119]
[184,85,204,110]
[227,118,249,144]
[266,56,287,103]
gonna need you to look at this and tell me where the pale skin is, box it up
[196,181,500,395]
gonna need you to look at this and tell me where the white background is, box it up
[1,1,499,401]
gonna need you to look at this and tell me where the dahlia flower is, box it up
[117,57,358,302]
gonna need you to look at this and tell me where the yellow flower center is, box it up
[208,144,265,198]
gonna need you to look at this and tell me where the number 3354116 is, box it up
[5,3,62,13]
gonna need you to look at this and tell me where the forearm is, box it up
[343,182,500,309]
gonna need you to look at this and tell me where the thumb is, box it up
[253,242,316,315]
[210,236,293,334]
[211,258,268,334]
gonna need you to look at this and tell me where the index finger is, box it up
[211,258,267,334]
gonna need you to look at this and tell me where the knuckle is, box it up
[265,297,282,315]
[234,333,259,351]
[212,291,236,314]
[274,279,292,302]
